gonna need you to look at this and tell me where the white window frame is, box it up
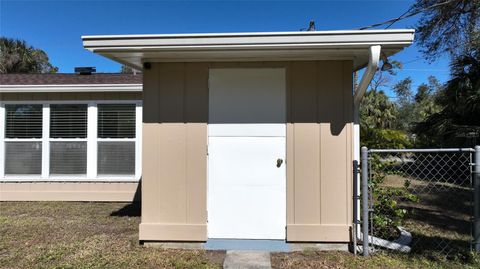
[0,100,142,182]
[1,103,44,178]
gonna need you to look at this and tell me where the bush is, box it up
[369,156,418,240]
[361,128,412,149]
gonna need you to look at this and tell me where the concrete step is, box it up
[223,250,271,269]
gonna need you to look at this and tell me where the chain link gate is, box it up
[356,147,479,259]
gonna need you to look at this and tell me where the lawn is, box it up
[0,202,224,269]
[0,202,479,269]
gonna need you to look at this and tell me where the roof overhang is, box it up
[0,84,142,93]
[82,29,415,71]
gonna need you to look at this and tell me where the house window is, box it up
[50,104,88,175]
[4,105,43,175]
[0,102,142,181]
[97,104,136,175]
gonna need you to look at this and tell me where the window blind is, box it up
[50,104,87,138]
[4,142,42,174]
[98,104,135,138]
[5,104,42,138]
[50,142,87,175]
[97,142,135,175]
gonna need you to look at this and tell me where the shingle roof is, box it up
[0,73,142,85]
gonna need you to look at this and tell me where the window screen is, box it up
[50,104,87,138]
[5,105,42,138]
[98,104,135,138]
[4,142,42,174]
[50,142,87,175]
[97,142,135,175]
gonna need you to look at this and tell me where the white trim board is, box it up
[0,84,142,93]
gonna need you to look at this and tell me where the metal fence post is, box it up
[474,146,480,252]
[352,160,358,255]
[361,146,369,256]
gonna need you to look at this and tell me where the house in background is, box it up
[0,72,142,201]
[0,29,414,247]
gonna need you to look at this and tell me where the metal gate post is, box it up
[361,146,369,256]
[474,146,480,252]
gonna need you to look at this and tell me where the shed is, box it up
[82,30,414,243]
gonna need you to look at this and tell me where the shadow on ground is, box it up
[110,202,141,217]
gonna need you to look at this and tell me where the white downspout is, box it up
[353,45,381,244]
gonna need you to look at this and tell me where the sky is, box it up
[0,0,452,98]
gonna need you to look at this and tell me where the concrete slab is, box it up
[144,239,349,252]
[223,251,271,269]
[205,239,289,252]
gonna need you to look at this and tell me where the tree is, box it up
[0,37,58,73]
[369,60,403,92]
[412,0,480,60]
[360,89,397,129]
[392,78,414,131]
[393,76,442,133]
[360,89,411,148]
[414,37,480,147]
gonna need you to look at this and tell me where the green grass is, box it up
[271,250,480,269]
[1,202,479,269]
[0,202,223,269]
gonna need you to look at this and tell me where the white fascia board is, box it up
[82,30,414,70]
[83,30,414,50]
[0,84,142,93]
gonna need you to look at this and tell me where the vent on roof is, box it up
[74,67,96,75]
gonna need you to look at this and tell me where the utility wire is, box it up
[358,0,458,30]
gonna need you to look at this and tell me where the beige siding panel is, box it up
[287,224,350,242]
[185,63,208,224]
[292,123,321,224]
[141,123,159,223]
[319,61,347,225]
[286,60,354,242]
[290,61,321,225]
[0,182,139,201]
[157,123,187,223]
[139,223,207,241]
[140,62,208,241]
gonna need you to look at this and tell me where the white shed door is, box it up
[208,68,286,239]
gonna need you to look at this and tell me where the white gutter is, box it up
[354,45,381,105]
[0,84,142,93]
[353,45,381,243]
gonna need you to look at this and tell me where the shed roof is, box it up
[82,29,415,70]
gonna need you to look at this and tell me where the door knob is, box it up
[276,158,283,168]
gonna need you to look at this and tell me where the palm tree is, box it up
[0,37,58,74]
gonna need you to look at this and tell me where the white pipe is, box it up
[356,227,412,253]
[353,45,381,249]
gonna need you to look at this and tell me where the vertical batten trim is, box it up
[316,61,322,224]
[41,104,50,178]
[135,103,143,180]
[86,103,98,179]
[0,103,5,178]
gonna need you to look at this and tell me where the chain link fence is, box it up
[357,147,479,260]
